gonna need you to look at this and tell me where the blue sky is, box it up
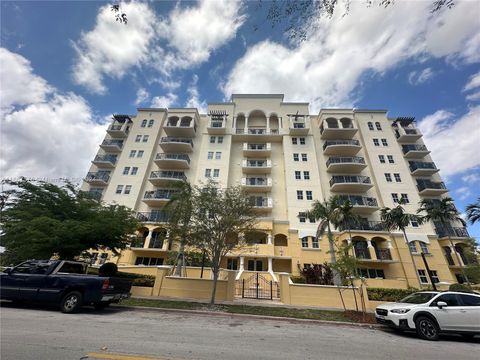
[1,0,479,240]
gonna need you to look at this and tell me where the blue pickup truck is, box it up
[0,260,132,313]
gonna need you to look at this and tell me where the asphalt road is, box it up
[1,302,479,360]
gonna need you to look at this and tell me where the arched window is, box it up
[367,122,374,130]
[375,122,382,130]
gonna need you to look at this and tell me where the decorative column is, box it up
[266,115,270,132]
[144,229,153,248]
[236,256,245,280]
[244,116,249,133]
[268,257,277,282]
[367,239,376,260]
[267,234,272,245]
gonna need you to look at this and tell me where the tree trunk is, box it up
[210,266,219,305]
[448,235,470,284]
[351,281,358,312]
[337,287,346,311]
[402,229,422,288]
[174,241,185,277]
[327,224,342,286]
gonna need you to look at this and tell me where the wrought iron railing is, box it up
[338,195,378,207]
[323,139,360,150]
[160,137,194,147]
[155,153,191,163]
[402,144,428,154]
[136,211,169,223]
[417,180,446,192]
[143,190,176,200]
[376,249,392,261]
[93,155,117,164]
[85,172,110,183]
[409,161,436,172]
[339,220,386,232]
[354,248,371,259]
[326,156,365,167]
[246,178,269,186]
[101,139,124,148]
[149,171,186,181]
[435,226,469,238]
[330,175,371,187]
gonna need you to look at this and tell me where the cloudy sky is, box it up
[1,0,479,239]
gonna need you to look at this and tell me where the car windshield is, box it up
[399,293,437,304]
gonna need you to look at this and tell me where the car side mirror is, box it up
[437,301,447,309]
[2,267,12,274]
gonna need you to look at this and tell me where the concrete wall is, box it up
[131,286,153,297]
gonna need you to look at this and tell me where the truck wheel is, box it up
[415,316,439,341]
[93,301,110,310]
[60,291,83,313]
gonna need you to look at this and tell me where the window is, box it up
[148,119,154,127]
[419,242,430,254]
[358,268,385,279]
[375,122,382,131]
[124,185,132,195]
[312,238,319,249]
[135,135,142,142]
[131,167,138,175]
[142,135,149,142]
[135,257,164,266]
[116,185,124,194]
[213,169,220,178]
[218,136,223,144]
[411,219,419,228]
[293,153,299,161]
[227,259,238,270]
[394,173,401,182]
[205,169,211,177]
[299,137,306,145]
[433,294,461,306]
[141,119,147,127]
[210,136,215,144]
[306,191,313,200]
[295,171,301,180]
[207,151,214,160]
[381,138,388,146]
[137,150,144,158]
[301,153,308,162]
[379,155,385,163]
[303,171,310,180]
[301,237,308,247]
[387,155,394,164]
[459,294,480,306]
[297,190,303,200]
[292,137,298,145]
[400,193,409,203]
[368,122,374,130]
[123,167,130,175]
[215,152,221,160]
[373,138,380,146]
[385,173,392,182]
[418,270,428,284]
[129,150,136,158]
[298,212,306,223]
[409,241,418,253]
[391,193,399,203]
[430,270,439,283]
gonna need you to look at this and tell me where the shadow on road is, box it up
[0,300,130,316]
[378,326,480,344]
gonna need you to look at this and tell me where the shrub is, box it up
[449,283,473,293]
[88,266,155,287]
[290,276,306,284]
[298,263,334,285]
[99,262,118,277]
[131,276,155,287]
[367,287,418,302]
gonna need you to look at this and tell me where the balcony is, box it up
[329,175,373,192]
[320,123,357,140]
[136,211,169,224]
[84,172,110,186]
[416,180,448,196]
[337,195,379,214]
[234,128,282,142]
[243,143,271,156]
[376,249,393,261]
[92,155,117,168]
[402,144,430,158]
[249,197,273,213]
[242,159,272,174]
[289,121,309,135]
[339,220,387,232]
[326,156,366,173]
[354,248,371,260]
[142,189,176,206]
[99,139,123,152]
[160,137,193,153]
[154,153,190,169]
[241,177,272,192]
[435,226,469,239]
[148,170,186,186]
[87,190,103,201]
[395,127,422,143]
[106,124,129,138]
[130,237,146,248]
[207,119,226,134]
[163,119,196,137]
[323,140,361,156]
[409,161,439,176]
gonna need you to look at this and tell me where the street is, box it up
[1,302,478,360]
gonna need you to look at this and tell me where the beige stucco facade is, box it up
[83,94,472,289]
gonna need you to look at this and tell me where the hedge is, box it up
[88,267,155,287]
[290,276,306,284]
[367,287,418,302]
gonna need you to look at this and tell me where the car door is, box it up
[457,294,480,332]
[429,294,463,331]
[1,261,39,300]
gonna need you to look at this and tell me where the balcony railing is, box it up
[409,161,437,172]
[236,128,280,135]
[246,178,269,186]
[395,128,419,138]
[210,121,224,128]
[109,125,123,131]
[149,171,187,181]
[160,137,194,146]
[130,237,145,248]
[330,175,371,187]
[376,249,393,261]
[246,160,268,167]
[293,123,306,129]
[143,190,176,200]
[435,226,469,238]
[339,220,386,232]
[137,211,169,223]
[354,248,371,259]
[93,155,117,165]
[417,180,447,192]
[338,195,378,207]
[402,144,428,154]
[247,144,268,150]
[85,172,110,183]
[326,156,365,167]
[323,139,360,150]
[249,197,270,207]
[101,139,124,149]
[155,153,191,164]
[87,191,103,201]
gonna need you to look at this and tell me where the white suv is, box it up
[375,291,480,340]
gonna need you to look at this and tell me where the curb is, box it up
[114,305,381,329]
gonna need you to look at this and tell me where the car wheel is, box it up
[60,291,83,313]
[415,316,439,341]
[93,301,110,310]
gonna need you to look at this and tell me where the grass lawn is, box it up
[119,298,375,323]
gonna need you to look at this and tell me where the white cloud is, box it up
[464,71,480,92]
[462,173,480,183]
[135,88,150,106]
[223,1,479,110]
[455,186,472,201]
[151,93,177,109]
[418,106,480,177]
[0,48,106,179]
[185,75,207,113]
[408,67,435,85]
[466,91,480,102]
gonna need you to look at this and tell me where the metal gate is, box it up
[237,273,280,300]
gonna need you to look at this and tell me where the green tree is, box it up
[466,197,480,225]
[381,199,423,287]
[0,179,139,265]
[418,197,470,283]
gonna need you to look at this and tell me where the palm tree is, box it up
[381,200,423,287]
[418,197,469,283]
[466,197,480,225]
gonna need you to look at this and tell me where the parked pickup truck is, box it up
[0,260,132,313]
